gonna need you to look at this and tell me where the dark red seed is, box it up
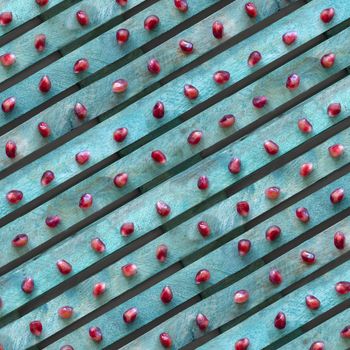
[153,101,165,119]
[6,190,23,204]
[266,225,281,241]
[113,127,128,142]
[75,150,90,165]
[116,28,129,44]
[76,10,89,26]
[22,277,35,294]
[236,201,249,217]
[93,282,106,297]
[269,268,282,285]
[274,312,286,329]
[36,0,49,6]
[187,130,202,145]
[330,188,345,204]
[184,84,199,99]
[0,53,16,66]
[228,158,241,174]
[148,58,161,74]
[179,40,193,54]
[156,200,171,217]
[73,58,89,74]
[38,75,51,93]
[320,53,335,68]
[0,12,13,26]
[248,51,261,67]
[58,306,74,319]
[235,337,250,350]
[327,102,341,117]
[320,8,335,23]
[282,31,297,45]
[159,332,172,348]
[335,281,350,294]
[195,269,210,284]
[89,327,102,342]
[305,295,321,310]
[309,341,325,350]
[340,326,350,338]
[34,34,46,52]
[45,215,61,228]
[120,222,134,236]
[112,79,128,93]
[12,233,29,248]
[56,259,72,275]
[60,346,74,350]
[238,239,251,256]
[116,0,128,6]
[234,289,249,304]
[295,207,310,223]
[252,96,267,108]
[79,193,93,209]
[121,263,137,277]
[264,140,279,155]
[114,173,128,188]
[144,15,159,31]
[38,122,51,137]
[300,162,313,177]
[196,313,209,330]
[265,186,280,200]
[300,250,316,264]
[151,150,167,164]
[197,221,211,237]
[298,118,313,133]
[156,244,168,262]
[286,73,300,90]
[123,307,138,323]
[328,144,344,158]
[334,231,346,250]
[174,0,188,12]
[213,70,230,84]
[29,321,43,336]
[2,96,16,113]
[212,21,224,39]
[160,286,173,304]
[218,114,235,128]
[90,238,106,253]
[197,175,209,190]
[74,102,88,120]
[245,2,257,17]
[41,170,55,186]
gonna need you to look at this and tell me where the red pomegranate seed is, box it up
[79,193,93,209]
[188,130,202,145]
[238,239,251,256]
[38,122,51,137]
[123,307,138,323]
[6,190,23,204]
[218,114,235,128]
[156,244,168,262]
[320,53,335,68]
[245,2,257,17]
[89,326,102,342]
[269,268,282,285]
[36,0,49,6]
[174,0,188,12]
[334,231,346,250]
[196,313,209,330]
[195,269,210,284]
[153,101,165,119]
[12,233,29,247]
[148,58,161,74]
[120,222,134,236]
[327,102,341,117]
[264,140,279,155]
[76,10,89,26]
[74,102,88,120]
[252,96,267,108]
[300,162,313,177]
[2,96,16,113]
[38,75,51,93]
[116,28,129,44]
[265,186,280,200]
[236,201,250,217]
[335,281,350,294]
[73,58,89,74]
[156,200,171,217]
[29,321,43,336]
[0,12,12,26]
[58,306,73,319]
[45,215,61,228]
[113,127,128,142]
[305,295,321,310]
[116,0,128,6]
[228,158,241,174]
[144,15,159,31]
[197,221,211,237]
[330,188,345,204]
[296,207,310,223]
[34,34,46,52]
[301,250,316,264]
[22,277,35,294]
[235,338,250,350]
[234,289,249,304]
[282,31,297,45]
[184,84,199,99]
[121,263,137,277]
[151,150,167,164]
[197,175,209,190]
[75,150,90,165]
[179,40,193,54]
[213,70,230,84]
[160,286,173,304]
[159,332,172,348]
[328,144,344,158]
[320,8,334,23]
[274,312,286,329]
[93,282,106,297]
[114,172,128,188]
[56,259,72,275]
[286,73,300,90]
[309,341,325,350]
[0,53,16,67]
[212,21,224,39]
[112,79,128,93]
[90,238,106,253]
[248,51,261,67]
[266,225,281,241]
[298,118,313,133]
[60,346,74,350]
[41,170,55,186]
[340,326,350,338]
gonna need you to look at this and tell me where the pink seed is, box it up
[274,312,286,329]
[300,250,316,264]
[282,31,297,45]
[235,338,250,350]
[218,114,235,128]
[305,295,321,310]
[74,102,88,120]
[41,170,55,186]
[73,58,89,74]
[148,58,161,74]
[56,259,72,275]
[188,130,202,145]
[0,53,16,67]
[320,8,335,23]
[36,0,49,6]
[328,144,344,158]
[245,2,257,17]
[93,282,106,297]
[159,332,172,348]
[184,84,199,99]
[238,239,251,256]
[213,70,230,84]
[156,244,168,262]
[334,231,345,250]
[264,140,279,155]
[295,207,310,223]
[236,201,250,217]
[38,122,51,137]
[114,172,128,188]
[144,15,159,31]
[196,313,209,331]
[79,193,93,209]
[179,40,193,53]
[228,158,241,174]
[121,263,138,277]
[300,162,313,177]
[156,200,171,217]
[335,281,350,294]
[21,277,35,294]
[113,127,128,142]
[116,0,128,6]
[151,150,167,164]
[174,0,188,12]
[320,53,335,68]
[123,307,138,323]
[76,10,89,26]
[195,269,210,284]
[330,188,345,204]
[58,306,74,319]
[120,222,134,236]
[212,21,224,39]
[45,215,61,228]
[75,150,90,165]
[248,51,261,67]
[2,97,16,113]
[29,321,43,336]
[0,12,13,26]
[112,79,128,93]
[252,96,267,108]
[153,101,165,119]
[265,186,280,200]
[234,289,249,304]
[6,190,23,204]
[298,118,313,133]
[160,286,173,304]
[116,28,129,44]
[89,327,102,342]
[327,102,341,117]
[34,34,46,52]
[197,175,209,190]
[197,221,211,237]
[286,73,300,90]
[265,225,281,241]
[309,341,325,350]
[269,268,282,285]
[90,238,106,253]
[340,326,350,338]
[12,233,29,248]
[38,75,51,93]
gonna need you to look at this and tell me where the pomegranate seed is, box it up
[112,79,128,93]
[56,259,72,275]
[121,263,137,277]
[12,233,29,248]
[234,289,249,304]
[113,127,128,142]
[123,307,138,323]
[218,114,235,128]
[265,186,280,200]
[76,10,89,26]
[58,306,73,319]
[274,312,286,329]
[197,221,211,237]
[328,144,344,158]
[153,101,165,119]
[156,244,168,262]
[282,31,297,45]
[116,0,128,6]
[286,73,300,90]
[90,238,106,253]
[147,58,161,74]
[195,269,210,284]
[330,188,345,204]
[116,28,129,44]
[144,15,159,31]
[93,282,106,297]
[213,70,230,84]
[160,286,173,304]
[36,0,49,6]
[340,326,350,338]
[6,190,23,204]
[334,231,346,250]
[79,193,93,209]
[45,215,61,228]
[236,201,250,217]
[60,346,74,350]
[184,84,199,99]
[245,2,257,17]
[73,58,89,74]
[335,281,350,294]
[298,118,313,133]
[269,268,282,285]
[300,162,313,177]
[74,102,88,120]
[238,239,251,256]
[151,150,167,164]
[21,277,35,294]
[305,295,321,310]
[188,130,202,145]
[309,341,325,350]
[301,250,316,264]
[38,75,51,93]
[228,158,241,174]
[179,40,193,54]
[29,321,43,336]
[327,102,341,117]
[248,51,261,67]
[89,327,102,342]
[75,150,90,165]
[156,200,171,217]
[159,332,172,348]
[38,122,51,137]
[41,170,55,186]
[197,176,209,190]
[34,34,46,52]
[320,8,335,23]
[235,338,250,350]
[174,0,188,12]
[120,222,134,236]
[114,172,128,188]
[212,21,224,39]
[252,96,267,108]
[0,12,12,26]
[0,53,16,67]
[295,207,310,223]
[266,225,281,241]
[196,313,209,330]
[264,140,279,155]
[320,53,335,68]
[2,97,16,113]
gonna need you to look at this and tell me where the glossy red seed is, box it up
[79,193,93,209]
[296,207,310,223]
[156,200,171,217]
[320,53,335,68]
[196,313,209,330]
[179,40,193,53]
[248,51,261,67]
[328,144,344,158]
[286,73,300,90]
[60,346,74,350]
[265,186,280,200]
[174,0,188,12]
[36,0,49,6]
[93,282,106,297]
[34,34,46,52]
[73,58,89,74]
[2,96,16,113]
[22,277,35,294]
[75,150,90,165]
[195,269,210,284]
[29,321,43,336]
[269,268,282,285]
[0,53,16,67]
[38,122,51,137]
[264,140,279,155]
[274,312,286,329]
[12,233,29,247]
[6,190,23,204]
[298,118,313,133]
[41,170,55,186]
[301,250,316,264]
[148,58,161,74]
[197,221,211,237]
[320,7,335,23]
[245,2,257,17]
[76,10,89,26]
[113,127,128,142]
[58,306,74,319]
[309,341,325,350]
[159,332,172,348]
[236,201,249,217]
[197,175,209,190]
[282,31,297,45]
[235,338,250,350]
[74,102,88,120]
[340,326,350,338]
[184,84,199,99]
[156,244,168,262]
[89,327,102,342]
[305,295,321,310]
[218,114,235,128]
[45,215,61,228]
[228,158,241,174]
[38,75,51,93]
[56,259,72,275]
[265,225,281,241]
[151,150,167,164]
[0,12,12,26]
[116,0,128,6]
[114,173,128,188]
[327,102,341,117]
[252,95,267,108]
[160,286,173,304]
[153,101,165,119]
[90,238,106,253]
[123,307,138,323]
[112,79,128,93]
[300,162,313,177]
[330,188,345,204]
[335,281,350,294]
[238,239,251,256]
[188,130,202,145]
[121,263,137,277]
[234,289,249,304]
[144,15,159,31]
[213,70,230,84]
[212,21,224,39]
[334,231,346,250]
[116,28,129,44]
[120,222,134,236]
